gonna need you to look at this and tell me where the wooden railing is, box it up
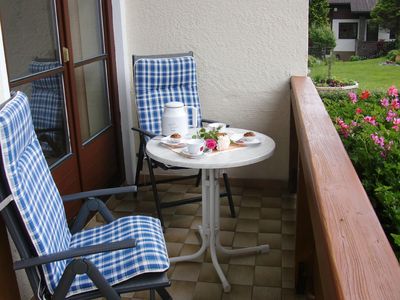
[290,76,400,299]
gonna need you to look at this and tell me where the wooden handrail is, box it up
[290,76,400,299]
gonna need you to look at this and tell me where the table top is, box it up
[146,128,275,169]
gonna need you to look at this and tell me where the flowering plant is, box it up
[323,86,400,255]
[193,127,231,151]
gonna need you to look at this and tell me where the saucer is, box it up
[230,133,261,146]
[160,136,187,148]
[181,148,205,158]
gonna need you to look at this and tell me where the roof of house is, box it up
[328,0,377,12]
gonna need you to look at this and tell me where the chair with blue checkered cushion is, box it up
[0,92,171,299]
[29,61,65,157]
[132,52,235,227]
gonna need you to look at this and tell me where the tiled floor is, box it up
[89,182,303,300]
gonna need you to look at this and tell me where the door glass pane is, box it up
[12,74,71,166]
[0,0,61,80]
[75,61,111,141]
[68,0,104,62]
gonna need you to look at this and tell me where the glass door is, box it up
[0,0,82,217]
[0,0,124,216]
[66,0,122,190]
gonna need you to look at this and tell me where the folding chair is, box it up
[29,60,65,157]
[0,92,171,299]
[132,52,236,226]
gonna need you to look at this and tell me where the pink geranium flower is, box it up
[355,107,362,114]
[348,92,357,103]
[205,139,217,150]
[388,85,398,98]
[392,118,400,131]
[391,99,400,110]
[336,118,350,138]
[380,98,389,107]
[370,133,385,148]
[386,110,397,122]
[364,116,377,126]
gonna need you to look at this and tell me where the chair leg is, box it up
[195,169,202,187]
[150,289,156,300]
[223,173,236,218]
[156,287,172,300]
[134,141,145,195]
[146,154,164,227]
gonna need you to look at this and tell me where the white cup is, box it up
[207,122,226,132]
[187,139,205,154]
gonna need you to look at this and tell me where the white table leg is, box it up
[208,169,231,292]
[170,169,210,263]
[169,168,269,293]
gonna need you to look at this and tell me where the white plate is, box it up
[160,136,187,147]
[230,133,261,146]
[181,148,205,158]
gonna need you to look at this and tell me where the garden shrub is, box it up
[308,55,321,68]
[321,86,400,256]
[387,49,400,61]
[350,55,366,61]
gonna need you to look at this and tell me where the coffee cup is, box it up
[187,139,205,154]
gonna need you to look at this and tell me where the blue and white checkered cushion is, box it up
[68,216,169,297]
[0,92,169,297]
[29,61,64,153]
[0,91,71,293]
[134,56,202,135]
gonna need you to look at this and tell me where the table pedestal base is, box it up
[169,169,270,293]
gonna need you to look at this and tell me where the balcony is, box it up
[0,1,399,299]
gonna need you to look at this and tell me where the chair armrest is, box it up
[14,239,136,270]
[201,118,231,128]
[69,197,115,234]
[62,186,137,202]
[131,126,157,138]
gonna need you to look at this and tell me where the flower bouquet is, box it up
[193,127,231,152]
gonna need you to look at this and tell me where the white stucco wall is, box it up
[120,0,308,180]
[0,24,10,102]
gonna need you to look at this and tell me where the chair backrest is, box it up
[29,61,64,131]
[0,92,71,294]
[133,53,202,135]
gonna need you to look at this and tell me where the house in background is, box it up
[328,0,395,60]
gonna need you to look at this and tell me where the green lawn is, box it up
[310,57,400,91]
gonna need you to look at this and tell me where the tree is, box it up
[371,0,400,48]
[309,25,336,79]
[309,0,330,27]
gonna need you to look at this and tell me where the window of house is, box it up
[389,29,396,40]
[339,22,358,39]
[366,22,379,41]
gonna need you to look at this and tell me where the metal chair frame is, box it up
[132,52,236,227]
[0,96,171,300]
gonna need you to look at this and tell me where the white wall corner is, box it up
[112,0,136,184]
[0,24,10,103]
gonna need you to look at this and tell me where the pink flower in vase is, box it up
[205,139,217,150]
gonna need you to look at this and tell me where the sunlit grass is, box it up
[310,57,400,91]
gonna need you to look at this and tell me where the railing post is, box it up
[295,159,318,298]
[288,95,298,194]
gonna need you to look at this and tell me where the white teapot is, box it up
[161,101,198,136]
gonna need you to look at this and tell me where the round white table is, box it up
[146,128,276,292]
